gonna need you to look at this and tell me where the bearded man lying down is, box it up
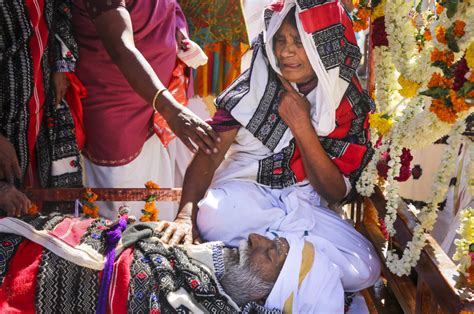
[0,212,355,313]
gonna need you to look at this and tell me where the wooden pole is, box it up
[366,16,375,96]
[24,188,182,202]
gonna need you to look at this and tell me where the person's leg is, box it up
[197,181,285,247]
[298,189,380,291]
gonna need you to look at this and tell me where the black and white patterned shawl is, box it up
[0,0,82,190]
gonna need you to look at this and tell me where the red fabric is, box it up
[108,247,134,314]
[48,217,94,247]
[289,144,306,182]
[330,98,355,139]
[65,72,87,150]
[332,143,367,176]
[299,1,359,65]
[268,0,284,12]
[0,240,43,313]
[24,0,49,187]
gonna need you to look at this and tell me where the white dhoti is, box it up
[83,136,177,221]
[197,181,381,292]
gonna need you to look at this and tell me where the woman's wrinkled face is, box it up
[273,16,316,84]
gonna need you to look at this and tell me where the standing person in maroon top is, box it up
[71,0,220,220]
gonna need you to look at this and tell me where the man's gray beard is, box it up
[220,240,274,307]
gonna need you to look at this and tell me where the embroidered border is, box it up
[257,140,297,189]
[80,218,110,254]
[297,0,329,10]
[0,234,23,285]
[246,69,289,151]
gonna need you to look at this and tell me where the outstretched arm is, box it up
[278,76,346,203]
[156,128,238,245]
[88,2,219,154]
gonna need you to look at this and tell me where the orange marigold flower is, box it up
[145,181,160,189]
[444,51,455,67]
[85,188,98,202]
[83,204,99,218]
[28,203,39,215]
[453,20,466,38]
[427,73,442,88]
[352,0,360,8]
[144,202,155,212]
[427,73,453,89]
[357,8,370,20]
[450,90,469,112]
[435,26,447,45]
[436,3,444,15]
[430,48,454,67]
[423,29,432,41]
[353,22,364,32]
[430,99,457,123]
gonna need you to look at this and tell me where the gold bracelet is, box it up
[152,88,168,111]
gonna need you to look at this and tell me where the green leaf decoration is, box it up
[446,0,458,18]
[431,61,450,75]
[458,82,474,97]
[420,87,450,98]
[144,194,157,203]
[445,26,459,52]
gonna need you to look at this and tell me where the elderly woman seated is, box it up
[1,212,362,313]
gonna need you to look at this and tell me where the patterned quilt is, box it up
[0,214,239,313]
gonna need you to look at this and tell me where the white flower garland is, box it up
[380,97,421,236]
[398,107,473,150]
[362,0,474,278]
[356,134,389,197]
[384,0,434,85]
[453,207,474,276]
[374,46,402,114]
[385,119,468,276]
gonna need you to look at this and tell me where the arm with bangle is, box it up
[90,4,220,154]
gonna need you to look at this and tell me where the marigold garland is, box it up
[27,203,39,215]
[140,181,160,222]
[82,188,99,218]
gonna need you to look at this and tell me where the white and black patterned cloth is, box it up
[0,0,82,197]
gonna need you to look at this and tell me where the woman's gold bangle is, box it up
[152,88,168,111]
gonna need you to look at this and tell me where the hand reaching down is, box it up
[0,182,31,217]
[154,217,202,245]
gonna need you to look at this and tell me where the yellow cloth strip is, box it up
[283,241,315,313]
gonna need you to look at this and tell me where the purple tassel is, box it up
[96,218,128,314]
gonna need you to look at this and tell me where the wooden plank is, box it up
[366,187,474,313]
[415,278,431,314]
[24,188,182,202]
[358,216,417,314]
